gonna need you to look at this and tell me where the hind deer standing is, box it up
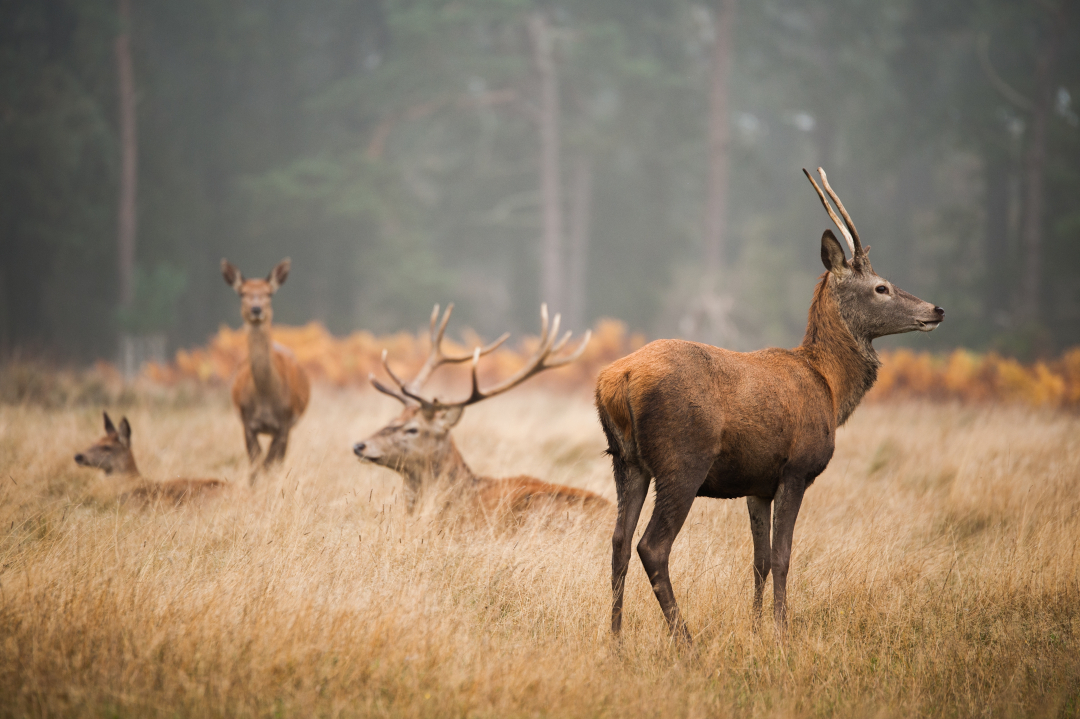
[222,258,310,480]
[353,304,609,518]
[596,168,945,642]
[74,412,225,503]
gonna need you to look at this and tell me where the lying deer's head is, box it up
[806,168,944,340]
[352,304,589,492]
[352,404,465,479]
[74,412,138,476]
[221,258,291,326]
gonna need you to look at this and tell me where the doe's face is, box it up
[74,414,135,476]
[237,279,275,326]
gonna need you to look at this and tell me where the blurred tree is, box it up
[1,0,1078,362]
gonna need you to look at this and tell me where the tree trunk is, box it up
[566,155,593,331]
[704,0,736,275]
[529,12,563,312]
[1016,14,1061,327]
[116,0,137,309]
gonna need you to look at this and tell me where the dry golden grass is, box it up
[1,386,1079,718]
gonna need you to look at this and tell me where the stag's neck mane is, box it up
[246,322,285,398]
[796,272,880,425]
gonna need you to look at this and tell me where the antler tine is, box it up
[369,350,429,408]
[430,306,592,410]
[542,329,591,369]
[408,302,510,391]
[817,168,863,258]
[551,329,573,355]
[803,168,856,258]
[369,373,413,405]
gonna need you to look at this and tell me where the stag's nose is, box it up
[353,442,366,457]
[934,306,945,318]
[250,305,262,317]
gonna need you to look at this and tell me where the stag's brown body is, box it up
[598,168,945,642]
[222,258,310,479]
[354,304,609,520]
[74,413,225,504]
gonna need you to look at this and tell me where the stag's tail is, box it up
[595,365,637,466]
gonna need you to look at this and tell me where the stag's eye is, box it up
[875,285,889,295]
[404,427,419,435]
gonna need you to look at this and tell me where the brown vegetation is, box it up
[0,389,1078,717]
[138,322,1080,410]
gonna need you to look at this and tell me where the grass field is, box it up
[1,386,1079,718]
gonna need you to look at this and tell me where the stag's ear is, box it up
[267,258,291,292]
[221,259,244,293]
[820,230,851,278]
[433,406,465,430]
[117,417,132,448]
[103,411,117,435]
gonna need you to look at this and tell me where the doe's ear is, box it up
[267,258,291,292]
[820,229,851,278]
[117,417,132,447]
[433,406,465,431]
[103,411,117,435]
[221,259,244,293]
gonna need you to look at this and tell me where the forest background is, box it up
[2,0,1079,364]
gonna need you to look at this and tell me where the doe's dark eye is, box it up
[404,427,419,435]
[875,285,889,295]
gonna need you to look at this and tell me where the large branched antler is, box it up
[803,167,867,266]
[369,303,508,407]
[370,304,591,413]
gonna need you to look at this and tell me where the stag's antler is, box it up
[370,304,591,412]
[369,303,509,406]
[803,167,866,266]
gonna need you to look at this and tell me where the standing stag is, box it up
[353,304,610,518]
[597,168,945,642]
[221,258,311,480]
[74,412,225,503]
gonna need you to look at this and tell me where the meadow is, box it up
[1,379,1079,718]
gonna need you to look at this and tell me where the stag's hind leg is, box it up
[636,473,703,644]
[264,429,289,468]
[747,496,772,624]
[610,458,650,635]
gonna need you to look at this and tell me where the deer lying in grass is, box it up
[221,258,310,481]
[74,412,225,503]
[596,168,945,642]
[353,304,610,519]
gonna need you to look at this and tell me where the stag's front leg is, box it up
[770,476,807,632]
[746,495,772,626]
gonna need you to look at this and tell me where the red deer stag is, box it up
[74,412,225,503]
[221,258,311,481]
[597,168,945,642]
[353,304,610,519]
